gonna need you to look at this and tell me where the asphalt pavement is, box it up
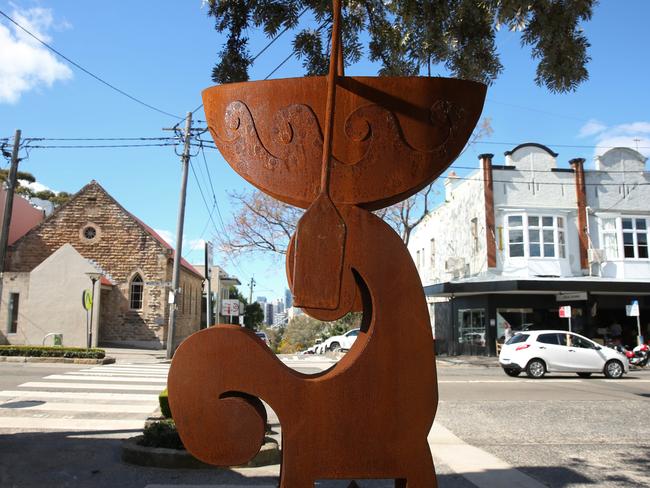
[0,352,648,487]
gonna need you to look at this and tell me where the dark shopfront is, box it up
[425,279,650,357]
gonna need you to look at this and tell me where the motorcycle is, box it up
[613,343,649,368]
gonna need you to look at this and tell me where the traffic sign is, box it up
[626,300,640,317]
[558,305,571,318]
[82,289,92,311]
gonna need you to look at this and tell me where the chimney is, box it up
[444,171,458,202]
[570,158,589,271]
[480,154,497,268]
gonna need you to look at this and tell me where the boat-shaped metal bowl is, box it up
[203,76,486,210]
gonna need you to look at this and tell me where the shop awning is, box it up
[424,278,650,297]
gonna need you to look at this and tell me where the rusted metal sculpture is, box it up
[168,1,486,486]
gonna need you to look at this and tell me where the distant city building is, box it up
[273,311,288,328]
[285,288,293,309]
[274,298,285,314]
[264,302,274,326]
[287,306,303,321]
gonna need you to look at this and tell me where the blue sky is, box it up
[1,1,649,303]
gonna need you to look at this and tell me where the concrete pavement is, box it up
[2,349,647,487]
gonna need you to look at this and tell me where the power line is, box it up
[199,142,218,203]
[189,9,314,121]
[441,175,650,187]
[23,137,177,142]
[188,160,247,279]
[24,143,178,149]
[0,9,183,121]
[477,141,650,150]
[195,143,648,175]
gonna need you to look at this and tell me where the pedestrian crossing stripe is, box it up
[0,390,158,401]
[0,417,145,431]
[0,401,155,413]
[19,381,164,391]
[45,374,168,383]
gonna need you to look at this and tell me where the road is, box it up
[435,363,650,488]
[0,356,648,487]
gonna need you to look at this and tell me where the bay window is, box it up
[506,214,567,259]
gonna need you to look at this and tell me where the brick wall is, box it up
[7,181,202,348]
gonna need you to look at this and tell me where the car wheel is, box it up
[604,360,624,379]
[504,369,520,377]
[526,359,546,379]
[329,342,340,352]
[577,372,592,378]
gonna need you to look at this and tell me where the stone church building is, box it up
[0,181,203,349]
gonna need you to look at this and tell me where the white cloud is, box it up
[578,120,650,160]
[578,119,606,138]
[187,238,207,252]
[154,228,175,247]
[594,135,650,160]
[150,231,209,254]
[24,180,50,192]
[0,6,72,103]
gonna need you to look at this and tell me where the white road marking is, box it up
[45,374,167,383]
[0,417,144,431]
[0,390,157,401]
[438,379,650,383]
[72,371,168,377]
[19,382,164,391]
[79,368,169,374]
[0,401,156,413]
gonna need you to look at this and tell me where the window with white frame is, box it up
[599,216,649,260]
[507,214,566,259]
[416,250,421,270]
[622,217,648,259]
[601,217,618,260]
[429,238,435,267]
[507,215,524,257]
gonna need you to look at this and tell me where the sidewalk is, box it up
[436,355,501,368]
[101,346,168,364]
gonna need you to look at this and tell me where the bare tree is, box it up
[220,118,492,255]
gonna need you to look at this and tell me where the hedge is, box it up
[139,419,184,450]
[0,345,105,359]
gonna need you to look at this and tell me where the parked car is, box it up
[499,330,629,379]
[255,331,271,347]
[321,328,361,352]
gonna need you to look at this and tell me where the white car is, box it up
[321,328,360,352]
[499,330,629,379]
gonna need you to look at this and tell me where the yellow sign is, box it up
[82,289,93,311]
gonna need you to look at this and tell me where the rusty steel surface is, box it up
[203,76,485,212]
[168,2,486,485]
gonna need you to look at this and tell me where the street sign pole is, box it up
[568,315,572,334]
[627,299,642,346]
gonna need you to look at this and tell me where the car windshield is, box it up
[506,334,529,345]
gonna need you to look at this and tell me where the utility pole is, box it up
[0,130,22,309]
[166,113,192,359]
[248,276,256,304]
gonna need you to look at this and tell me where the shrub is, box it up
[159,388,172,418]
[139,419,184,450]
[0,346,105,359]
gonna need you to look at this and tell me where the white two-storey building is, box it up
[409,143,650,356]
